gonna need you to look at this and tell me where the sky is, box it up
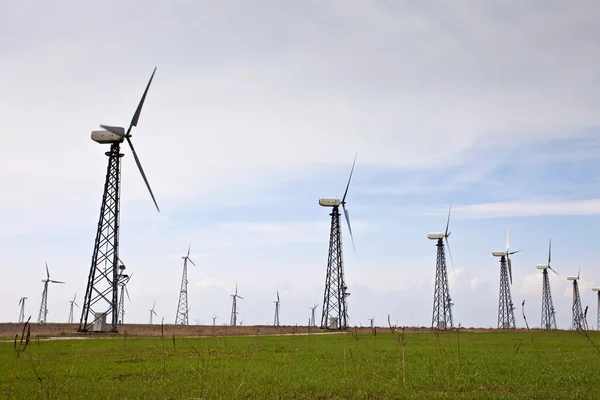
[1,0,600,329]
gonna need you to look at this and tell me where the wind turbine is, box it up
[176,243,196,325]
[320,154,357,330]
[536,239,557,329]
[230,284,243,327]
[369,317,375,328]
[79,68,159,333]
[310,303,319,327]
[273,291,280,326]
[212,314,218,326]
[18,297,27,323]
[567,270,587,330]
[37,263,65,324]
[493,229,521,329]
[117,263,132,324]
[428,206,454,330]
[68,293,80,323]
[149,301,158,325]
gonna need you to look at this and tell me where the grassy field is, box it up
[1,328,599,399]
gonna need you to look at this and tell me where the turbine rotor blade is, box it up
[126,137,160,212]
[127,67,157,135]
[50,280,65,284]
[238,295,244,300]
[549,266,559,275]
[188,258,197,267]
[445,237,455,273]
[548,239,552,266]
[444,205,452,237]
[46,262,49,279]
[508,257,513,285]
[508,250,522,255]
[341,152,357,204]
[277,291,280,301]
[100,125,126,138]
[125,287,131,302]
[342,204,356,253]
[187,242,191,257]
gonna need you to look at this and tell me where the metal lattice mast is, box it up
[497,256,516,329]
[321,207,348,330]
[37,283,49,324]
[273,291,280,326]
[68,301,75,323]
[18,298,26,323]
[310,303,318,327]
[118,284,126,324]
[79,143,122,333]
[431,239,453,329]
[541,269,557,329]
[230,296,237,326]
[175,258,189,325]
[571,278,587,330]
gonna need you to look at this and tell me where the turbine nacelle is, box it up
[91,130,125,144]
[567,276,578,281]
[319,197,341,207]
[492,251,507,257]
[592,288,600,292]
[536,264,549,269]
[427,232,446,240]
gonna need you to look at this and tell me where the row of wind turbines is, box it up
[13,67,598,332]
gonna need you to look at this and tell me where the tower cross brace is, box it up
[571,280,588,330]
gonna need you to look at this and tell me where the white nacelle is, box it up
[319,198,341,207]
[592,288,600,292]
[91,130,124,144]
[536,264,548,269]
[427,232,445,240]
[492,251,506,257]
[567,276,578,281]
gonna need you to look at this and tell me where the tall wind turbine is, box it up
[568,270,587,330]
[38,264,65,322]
[369,317,375,328]
[117,263,132,325]
[310,303,319,327]
[592,288,600,330]
[37,263,65,324]
[175,243,196,325]
[79,68,159,333]
[273,291,280,326]
[493,229,521,329]
[230,284,243,327]
[428,206,454,330]
[320,154,357,330]
[149,301,158,325]
[212,314,218,326]
[18,297,27,323]
[68,293,80,323]
[537,239,557,329]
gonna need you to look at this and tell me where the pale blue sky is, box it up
[1,0,599,329]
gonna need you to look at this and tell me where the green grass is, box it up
[1,329,599,399]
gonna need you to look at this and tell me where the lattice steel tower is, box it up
[18,297,27,323]
[493,230,520,329]
[68,293,79,324]
[230,284,243,327]
[37,263,65,324]
[568,272,587,330]
[79,69,159,333]
[273,291,280,326]
[537,240,557,329]
[320,155,356,330]
[175,244,196,325]
[429,207,454,330]
[117,263,131,325]
[592,288,600,330]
